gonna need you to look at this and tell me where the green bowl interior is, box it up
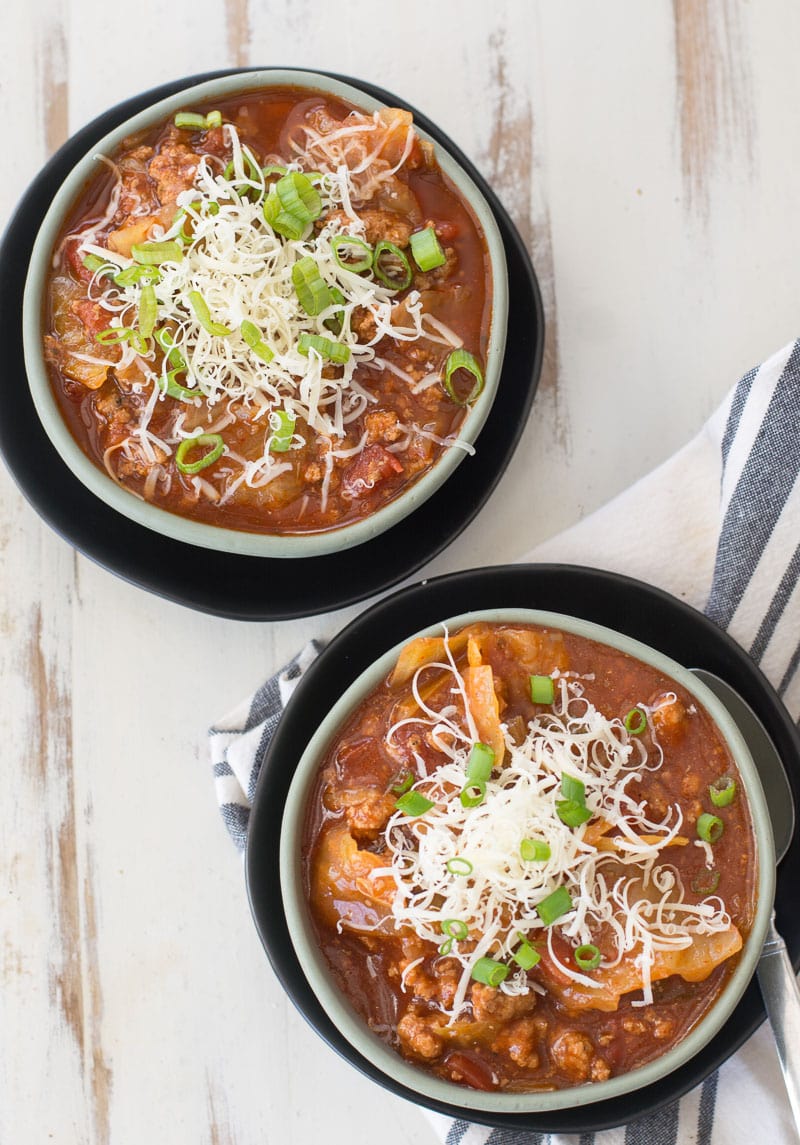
[279,607,775,1115]
[22,69,508,559]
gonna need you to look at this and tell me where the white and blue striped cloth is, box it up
[209,340,800,1144]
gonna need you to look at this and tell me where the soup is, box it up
[43,88,492,535]
[303,622,756,1092]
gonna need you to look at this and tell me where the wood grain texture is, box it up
[226,0,251,69]
[673,0,755,218]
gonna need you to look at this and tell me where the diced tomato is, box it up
[342,443,404,498]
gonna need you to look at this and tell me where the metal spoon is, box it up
[691,669,800,1131]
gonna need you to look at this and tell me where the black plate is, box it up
[246,564,800,1134]
[0,69,543,621]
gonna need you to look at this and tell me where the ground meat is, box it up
[201,126,229,158]
[149,137,200,206]
[397,1010,444,1060]
[71,299,113,338]
[364,410,403,443]
[490,1017,540,1069]
[550,1030,610,1083]
[115,160,156,221]
[471,982,537,1022]
[342,443,404,498]
[115,439,168,481]
[345,791,396,841]
[93,382,134,435]
[404,958,461,1010]
[651,695,688,741]
[351,307,378,343]
[358,209,413,248]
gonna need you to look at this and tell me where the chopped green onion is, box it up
[466,742,495,784]
[128,331,148,355]
[459,781,486,808]
[158,370,201,402]
[268,410,296,453]
[297,332,351,364]
[561,773,586,804]
[137,283,157,340]
[692,869,721,895]
[324,286,346,335]
[131,240,183,266]
[262,164,287,181]
[446,857,473,876]
[174,112,208,130]
[513,936,541,971]
[697,813,724,844]
[443,349,484,405]
[471,957,509,988]
[530,674,555,704]
[95,326,133,345]
[394,790,435,817]
[175,433,225,475]
[624,707,648,735]
[154,327,186,370]
[709,776,737,808]
[276,171,322,224]
[438,938,453,956]
[373,240,412,290]
[520,838,550,862]
[391,773,414,795]
[81,253,114,277]
[409,226,446,272]
[574,943,602,970]
[263,189,307,240]
[113,264,161,287]
[536,886,573,926]
[292,256,331,316]
[441,919,469,941]
[556,799,592,828]
[188,291,231,337]
[224,152,263,187]
[240,320,274,364]
[205,110,222,129]
[331,234,373,273]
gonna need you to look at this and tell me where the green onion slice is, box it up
[409,226,446,272]
[224,152,263,187]
[268,410,296,453]
[391,773,414,795]
[188,291,231,337]
[624,707,648,735]
[574,943,602,970]
[137,283,157,340]
[174,112,207,130]
[530,674,555,705]
[131,240,184,266]
[513,936,541,971]
[158,370,201,402]
[561,773,586,804]
[536,886,573,926]
[240,320,274,364]
[466,742,495,784]
[263,189,307,240]
[114,264,161,288]
[439,938,453,956]
[175,433,225,475]
[709,776,737,807]
[297,332,351,364]
[471,956,509,988]
[373,240,412,291]
[446,857,473,876]
[441,919,469,941]
[443,349,484,405]
[95,326,133,345]
[520,838,551,862]
[262,164,287,181]
[331,234,373,273]
[276,171,322,224]
[154,327,187,370]
[324,286,346,336]
[292,256,332,316]
[205,110,222,129]
[394,790,435,817]
[556,799,592,828]
[692,869,721,895]
[81,253,115,277]
[459,781,486,809]
[697,813,724,844]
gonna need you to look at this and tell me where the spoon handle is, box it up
[757,912,800,1133]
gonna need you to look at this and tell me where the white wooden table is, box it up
[3,3,800,1142]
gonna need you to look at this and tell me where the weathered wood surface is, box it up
[2,2,800,1141]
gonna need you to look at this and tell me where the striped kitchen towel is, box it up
[208,339,800,1143]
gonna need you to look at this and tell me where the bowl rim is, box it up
[279,606,776,1114]
[22,67,508,558]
